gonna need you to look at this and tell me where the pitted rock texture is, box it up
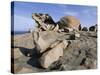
[12,31,97,73]
[57,16,80,30]
[39,40,68,68]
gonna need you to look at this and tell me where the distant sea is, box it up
[11,31,29,35]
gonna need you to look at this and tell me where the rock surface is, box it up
[32,31,70,53]
[11,13,97,73]
[12,31,97,73]
[12,33,35,49]
[89,24,97,32]
[40,40,68,68]
[11,48,23,59]
[82,27,88,31]
[57,16,80,30]
[32,13,57,31]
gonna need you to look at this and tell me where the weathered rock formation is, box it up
[57,16,80,31]
[32,31,70,54]
[82,27,88,31]
[40,40,68,68]
[12,31,97,73]
[32,13,59,31]
[11,13,97,73]
[89,24,97,32]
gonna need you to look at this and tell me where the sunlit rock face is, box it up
[32,13,57,31]
[57,16,80,31]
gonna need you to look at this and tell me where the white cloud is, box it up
[63,11,78,16]
[81,9,97,17]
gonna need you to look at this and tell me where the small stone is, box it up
[82,27,88,31]
[89,24,97,32]
[66,27,73,32]
[75,33,80,37]
[53,24,59,31]
[79,24,82,31]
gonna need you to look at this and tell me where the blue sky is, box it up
[11,1,97,31]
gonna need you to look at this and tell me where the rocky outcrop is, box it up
[75,33,80,38]
[12,31,97,73]
[32,31,70,54]
[57,16,80,31]
[89,24,97,32]
[82,27,88,31]
[12,13,97,73]
[32,13,58,31]
[59,31,97,70]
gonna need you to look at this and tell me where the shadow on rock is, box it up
[12,46,43,69]
[27,55,43,69]
[13,46,37,57]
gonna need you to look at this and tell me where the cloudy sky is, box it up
[11,1,97,31]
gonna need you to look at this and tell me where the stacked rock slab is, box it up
[40,40,68,68]
[32,31,68,53]
[32,13,69,68]
[32,30,70,68]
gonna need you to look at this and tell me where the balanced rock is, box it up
[82,27,88,31]
[57,16,80,31]
[32,13,57,31]
[89,24,97,32]
[32,31,66,53]
[39,40,68,68]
